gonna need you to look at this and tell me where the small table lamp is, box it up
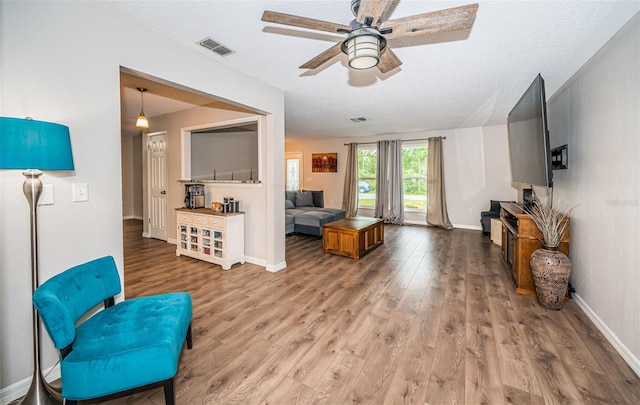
[0,117,74,405]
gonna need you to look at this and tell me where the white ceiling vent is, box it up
[197,37,235,57]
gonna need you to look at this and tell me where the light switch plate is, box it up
[39,184,54,205]
[72,183,89,202]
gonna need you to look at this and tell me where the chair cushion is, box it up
[295,191,314,207]
[33,256,122,350]
[61,292,192,400]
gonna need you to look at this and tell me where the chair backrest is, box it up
[33,255,122,350]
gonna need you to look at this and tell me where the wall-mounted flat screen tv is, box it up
[507,74,553,188]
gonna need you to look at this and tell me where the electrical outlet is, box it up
[467,208,473,214]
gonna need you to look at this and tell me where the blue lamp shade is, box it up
[0,117,74,170]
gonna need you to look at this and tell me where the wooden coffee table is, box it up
[323,217,384,259]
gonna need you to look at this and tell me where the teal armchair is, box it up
[32,256,192,404]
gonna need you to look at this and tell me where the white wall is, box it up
[547,12,640,372]
[0,0,284,390]
[286,124,516,229]
[191,130,258,181]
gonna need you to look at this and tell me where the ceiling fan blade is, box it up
[377,47,402,73]
[356,0,396,27]
[299,42,343,69]
[380,3,479,39]
[262,11,351,34]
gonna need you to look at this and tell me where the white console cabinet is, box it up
[176,208,245,270]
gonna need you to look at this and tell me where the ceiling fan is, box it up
[262,0,479,73]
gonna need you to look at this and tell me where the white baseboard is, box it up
[453,223,482,231]
[122,215,143,221]
[244,256,286,273]
[142,232,150,238]
[403,219,427,226]
[572,293,640,377]
[167,238,177,245]
[266,261,287,273]
[244,255,265,268]
[0,364,60,404]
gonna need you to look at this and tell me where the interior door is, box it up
[285,152,303,191]
[147,132,167,240]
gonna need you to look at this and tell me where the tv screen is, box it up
[507,74,552,188]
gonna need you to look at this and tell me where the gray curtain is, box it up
[375,140,404,224]
[426,137,453,229]
[375,140,388,218]
[342,142,359,217]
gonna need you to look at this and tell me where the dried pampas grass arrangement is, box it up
[525,190,579,248]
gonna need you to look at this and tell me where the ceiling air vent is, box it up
[197,37,235,57]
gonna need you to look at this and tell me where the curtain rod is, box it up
[343,136,446,146]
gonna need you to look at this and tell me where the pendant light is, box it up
[135,87,149,128]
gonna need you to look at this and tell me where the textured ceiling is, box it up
[111,1,639,139]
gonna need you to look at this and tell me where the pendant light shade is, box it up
[136,87,149,129]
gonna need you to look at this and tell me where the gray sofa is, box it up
[285,190,346,237]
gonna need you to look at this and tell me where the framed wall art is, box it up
[311,153,337,172]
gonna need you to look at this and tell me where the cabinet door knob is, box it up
[161,190,167,195]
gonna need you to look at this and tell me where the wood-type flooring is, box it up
[98,220,640,404]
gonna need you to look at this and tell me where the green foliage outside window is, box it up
[357,144,428,211]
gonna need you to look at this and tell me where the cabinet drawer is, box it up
[192,215,208,225]
[209,216,226,227]
[177,213,192,223]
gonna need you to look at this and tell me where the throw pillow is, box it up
[303,190,324,208]
[285,200,295,209]
[285,190,297,204]
[295,191,314,207]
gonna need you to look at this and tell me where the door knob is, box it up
[160,190,166,195]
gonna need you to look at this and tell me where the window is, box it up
[286,158,300,191]
[357,142,428,211]
[401,143,428,211]
[357,146,377,209]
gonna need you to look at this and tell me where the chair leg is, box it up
[163,378,175,405]
[186,324,193,349]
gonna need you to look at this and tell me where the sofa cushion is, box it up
[317,208,346,220]
[294,211,335,227]
[285,190,297,205]
[285,199,295,209]
[295,191,314,207]
[303,190,324,208]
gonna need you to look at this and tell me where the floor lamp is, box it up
[0,117,75,405]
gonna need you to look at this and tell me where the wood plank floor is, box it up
[101,220,640,404]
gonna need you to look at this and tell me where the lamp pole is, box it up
[19,170,61,405]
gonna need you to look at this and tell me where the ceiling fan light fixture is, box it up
[136,87,149,129]
[342,28,387,70]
